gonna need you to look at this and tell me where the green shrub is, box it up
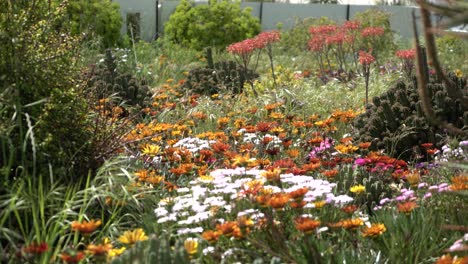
[59,0,123,48]
[0,1,95,184]
[164,0,261,50]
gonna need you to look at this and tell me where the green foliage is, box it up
[183,60,258,95]
[368,207,455,263]
[0,1,96,184]
[61,0,123,48]
[164,0,261,50]
[435,34,468,73]
[111,236,189,264]
[354,73,467,160]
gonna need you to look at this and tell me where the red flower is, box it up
[343,20,361,31]
[23,242,48,255]
[254,30,280,47]
[396,49,416,60]
[361,27,385,38]
[358,50,375,65]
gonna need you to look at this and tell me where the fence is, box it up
[114,0,421,42]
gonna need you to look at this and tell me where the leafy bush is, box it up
[164,0,261,50]
[0,1,95,184]
[59,0,123,48]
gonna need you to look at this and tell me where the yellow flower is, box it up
[108,247,126,259]
[313,200,327,209]
[118,229,148,246]
[141,144,160,156]
[455,69,463,78]
[350,185,366,194]
[361,223,386,238]
[184,238,198,255]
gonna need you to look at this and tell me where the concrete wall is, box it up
[113,0,421,42]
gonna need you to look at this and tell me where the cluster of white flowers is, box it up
[172,137,215,153]
[154,166,353,236]
[435,140,468,162]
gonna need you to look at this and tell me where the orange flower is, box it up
[71,219,101,235]
[341,204,359,214]
[268,193,291,209]
[216,221,239,238]
[87,242,113,256]
[290,200,307,208]
[435,254,468,264]
[450,175,468,191]
[289,187,309,200]
[202,230,222,243]
[261,168,282,181]
[295,217,321,234]
[286,149,300,158]
[302,162,321,172]
[322,169,338,178]
[211,141,230,153]
[358,142,371,149]
[341,218,364,229]
[397,201,418,214]
[361,223,386,238]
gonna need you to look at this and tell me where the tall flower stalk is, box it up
[359,50,375,106]
[254,31,281,89]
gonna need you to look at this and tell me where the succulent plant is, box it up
[354,72,467,160]
[111,235,188,264]
[88,49,153,107]
[183,60,258,96]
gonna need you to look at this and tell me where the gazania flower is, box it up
[184,238,198,255]
[450,175,468,191]
[87,242,113,256]
[295,217,321,234]
[313,200,327,209]
[361,223,386,238]
[435,254,468,264]
[322,169,338,178]
[397,201,418,214]
[341,218,364,229]
[350,185,366,194]
[71,219,101,235]
[289,187,309,200]
[341,204,359,214]
[59,250,86,263]
[23,242,48,255]
[358,142,372,149]
[141,144,161,156]
[216,221,240,238]
[202,230,222,243]
[405,171,420,186]
[118,228,148,246]
[108,247,126,259]
[268,193,291,209]
[261,168,282,181]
